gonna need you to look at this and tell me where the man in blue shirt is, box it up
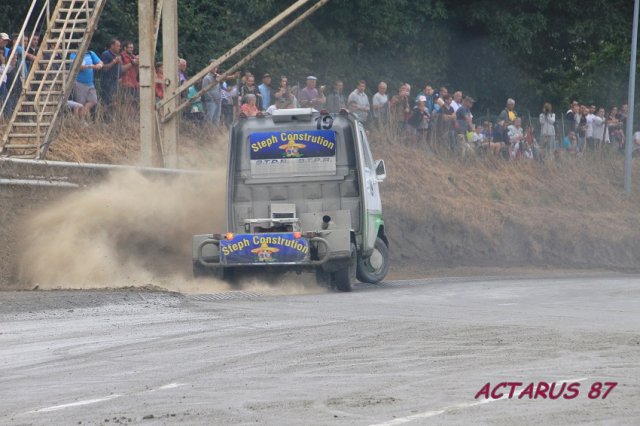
[100,39,121,108]
[70,50,103,119]
[258,73,272,110]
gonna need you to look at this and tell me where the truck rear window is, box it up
[248,130,337,177]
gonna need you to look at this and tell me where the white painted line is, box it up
[25,381,189,415]
[369,377,589,426]
[158,382,186,390]
[29,395,122,413]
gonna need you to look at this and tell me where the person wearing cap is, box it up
[348,80,370,123]
[258,73,273,110]
[407,95,430,145]
[299,75,325,109]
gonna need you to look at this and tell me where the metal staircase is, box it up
[0,0,106,159]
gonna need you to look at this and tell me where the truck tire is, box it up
[356,237,389,284]
[332,244,356,292]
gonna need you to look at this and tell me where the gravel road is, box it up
[1,275,639,425]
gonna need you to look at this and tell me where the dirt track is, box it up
[1,275,639,425]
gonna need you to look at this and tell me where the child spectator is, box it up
[154,62,164,101]
[407,95,430,144]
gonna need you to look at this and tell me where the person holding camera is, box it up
[539,102,556,153]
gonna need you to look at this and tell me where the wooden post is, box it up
[161,0,178,168]
[138,0,156,166]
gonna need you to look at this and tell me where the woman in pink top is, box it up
[241,93,258,117]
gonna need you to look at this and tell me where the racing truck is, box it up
[192,108,389,291]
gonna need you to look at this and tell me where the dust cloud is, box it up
[17,169,324,295]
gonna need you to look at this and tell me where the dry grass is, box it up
[368,127,640,268]
[2,102,228,169]
[4,110,640,272]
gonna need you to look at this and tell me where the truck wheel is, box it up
[356,237,389,284]
[332,244,356,292]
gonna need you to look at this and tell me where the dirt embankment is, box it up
[372,138,640,273]
[2,123,640,290]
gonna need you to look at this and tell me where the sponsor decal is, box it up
[249,130,336,176]
[219,233,309,264]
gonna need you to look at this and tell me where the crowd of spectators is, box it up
[2,31,639,159]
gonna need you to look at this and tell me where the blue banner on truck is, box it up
[249,130,336,160]
[249,130,337,177]
[219,233,310,264]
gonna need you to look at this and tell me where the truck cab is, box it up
[192,108,389,291]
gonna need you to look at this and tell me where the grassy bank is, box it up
[5,115,640,277]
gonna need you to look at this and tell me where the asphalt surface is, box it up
[1,275,639,425]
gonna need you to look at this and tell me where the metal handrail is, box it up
[35,1,86,137]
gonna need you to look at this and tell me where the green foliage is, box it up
[0,0,637,116]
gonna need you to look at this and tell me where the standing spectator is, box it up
[119,41,139,102]
[220,71,238,128]
[585,104,596,149]
[326,80,346,113]
[3,34,23,115]
[608,107,624,150]
[389,84,410,134]
[407,95,429,144]
[99,39,121,110]
[576,105,588,152]
[438,86,449,98]
[592,107,609,148]
[26,34,38,72]
[539,102,556,153]
[241,93,258,117]
[258,73,272,110]
[438,94,456,150]
[203,61,223,125]
[71,50,103,119]
[274,75,297,107]
[372,81,388,127]
[348,80,370,122]
[299,76,326,109]
[154,62,164,101]
[565,102,579,136]
[240,74,262,109]
[420,85,438,114]
[0,33,8,109]
[455,96,474,152]
[178,58,187,85]
[451,91,463,112]
[498,98,518,125]
[186,85,204,121]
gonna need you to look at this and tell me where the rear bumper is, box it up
[193,232,351,269]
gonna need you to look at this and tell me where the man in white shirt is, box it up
[586,104,596,150]
[372,81,388,127]
[348,80,370,123]
[451,91,463,112]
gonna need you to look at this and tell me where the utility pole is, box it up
[624,0,639,194]
[161,0,179,168]
[138,0,156,167]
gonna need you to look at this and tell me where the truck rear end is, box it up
[193,108,386,291]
